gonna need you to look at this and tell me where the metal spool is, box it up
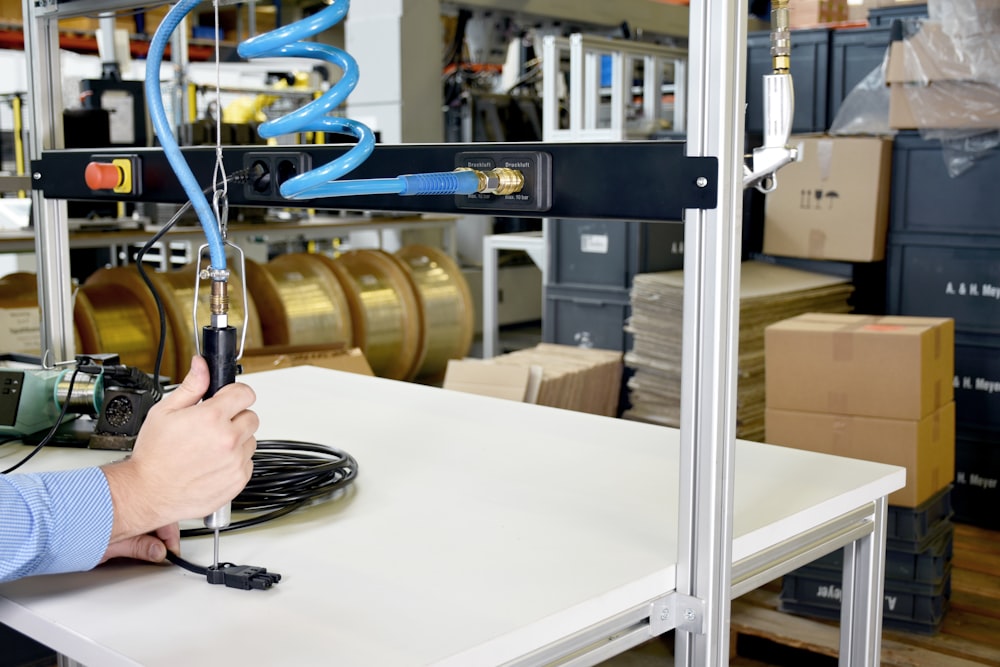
[395,245,474,381]
[244,254,353,347]
[321,249,425,381]
[75,267,176,377]
[146,262,265,382]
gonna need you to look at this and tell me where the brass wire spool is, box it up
[75,267,175,377]
[0,272,38,307]
[244,254,352,347]
[321,249,424,381]
[146,262,265,382]
[394,244,474,381]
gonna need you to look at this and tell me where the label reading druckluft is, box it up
[455,151,552,213]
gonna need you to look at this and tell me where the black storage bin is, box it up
[953,430,1000,529]
[886,233,1000,336]
[780,568,950,635]
[808,521,953,584]
[890,132,1000,236]
[867,3,929,26]
[954,333,1000,432]
[543,285,631,353]
[547,219,684,291]
[828,26,891,123]
[747,28,831,134]
[885,485,953,552]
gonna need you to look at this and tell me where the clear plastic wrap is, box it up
[828,53,894,137]
[895,10,1000,176]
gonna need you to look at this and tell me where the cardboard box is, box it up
[763,136,893,262]
[765,313,954,419]
[442,359,541,403]
[0,308,41,356]
[789,0,850,27]
[766,402,955,507]
[886,21,1000,129]
[240,344,374,376]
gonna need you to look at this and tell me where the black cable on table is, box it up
[179,439,358,538]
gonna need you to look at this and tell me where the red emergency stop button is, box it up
[85,161,124,191]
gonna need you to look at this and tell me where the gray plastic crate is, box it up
[829,26,891,123]
[954,333,1000,432]
[886,233,1000,335]
[867,3,928,26]
[543,285,631,353]
[547,219,684,291]
[891,132,1000,236]
[811,520,952,584]
[953,430,1000,530]
[747,28,830,134]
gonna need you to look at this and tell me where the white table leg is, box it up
[838,496,887,667]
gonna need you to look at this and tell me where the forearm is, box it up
[0,468,113,583]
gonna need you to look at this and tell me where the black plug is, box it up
[206,563,282,590]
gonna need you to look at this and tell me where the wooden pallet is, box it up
[730,523,1000,666]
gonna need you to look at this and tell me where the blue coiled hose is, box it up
[145,0,480,269]
[238,0,479,200]
[145,0,227,271]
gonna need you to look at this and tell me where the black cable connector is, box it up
[206,563,281,591]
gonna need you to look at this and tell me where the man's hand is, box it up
[101,524,180,565]
[101,356,259,543]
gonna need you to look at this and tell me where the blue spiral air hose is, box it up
[145,0,482,262]
[144,0,227,272]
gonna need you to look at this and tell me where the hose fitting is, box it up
[771,0,791,73]
[456,167,525,196]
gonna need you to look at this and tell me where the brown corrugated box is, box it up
[765,313,954,420]
[886,21,1000,129]
[763,136,893,262]
[241,345,374,376]
[766,402,955,507]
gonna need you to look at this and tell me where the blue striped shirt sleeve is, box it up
[0,467,114,582]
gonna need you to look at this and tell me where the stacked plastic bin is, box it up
[885,134,1000,530]
[780,486,954,634]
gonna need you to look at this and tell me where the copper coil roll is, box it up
[244,254,353,348]
[146,262,265,382]
[394,245,474,381]
[318,249,424,381]
[75,267,175,377]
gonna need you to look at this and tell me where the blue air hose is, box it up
[144,0,227,272]
[238,0,480,200]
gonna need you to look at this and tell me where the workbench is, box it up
[0,366,904,666]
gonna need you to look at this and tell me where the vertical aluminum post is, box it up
[23,0,74,362]
[675,0,748,664]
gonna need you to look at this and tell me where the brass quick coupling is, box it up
[200,267,231,327]
[458,167,525,196]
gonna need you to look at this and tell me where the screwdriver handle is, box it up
[202,324,239,530]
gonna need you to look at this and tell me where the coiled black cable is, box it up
[178,439,359,538]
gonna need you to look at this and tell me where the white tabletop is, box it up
[0,366,904,667]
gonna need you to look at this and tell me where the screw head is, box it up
[33,172,41,180]
[660,609,670,620]
[684,608,696,621]
[695,176,708,188]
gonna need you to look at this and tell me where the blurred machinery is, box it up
[0,354,159,450]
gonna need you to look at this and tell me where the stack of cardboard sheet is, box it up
[623,261,854,440]
[443,343,623,417]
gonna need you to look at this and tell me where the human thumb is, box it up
[101,535,168,564]
[159,356,209,411]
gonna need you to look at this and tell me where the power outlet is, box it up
[243,152,312,201]
[454,151,552,212]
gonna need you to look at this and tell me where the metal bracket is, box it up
[649,593,706,638]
